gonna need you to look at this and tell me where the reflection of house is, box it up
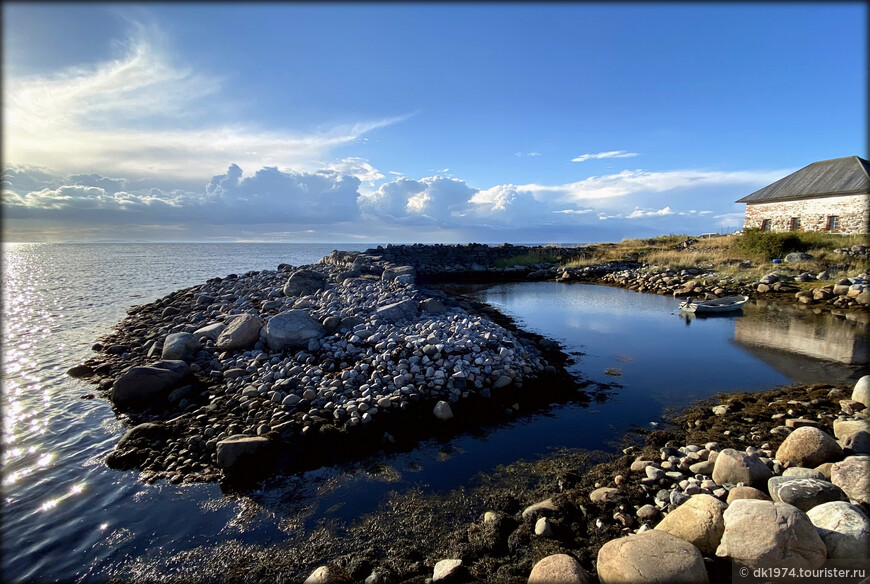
[734,309,868,365]
[736,156,869,234]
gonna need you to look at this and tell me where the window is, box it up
[789,217,801,231]
[761,219,772,231]
[827,216,840,231]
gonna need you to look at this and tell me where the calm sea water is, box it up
[2,244,867,583]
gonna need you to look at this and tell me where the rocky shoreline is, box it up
[72,250,582,487]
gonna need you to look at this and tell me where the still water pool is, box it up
[2,245,866,582]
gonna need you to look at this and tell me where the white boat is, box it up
[679,295,749,313]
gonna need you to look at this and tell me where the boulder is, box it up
[654,493,727,555]
[831,456,870,505]
[433,401,454,421]
[833,419,870,440]
[597,530,708,584]
[215,314,263,351]
[215,435,274,477]
[283,269,326,297]
[726,486,771,504]
[110,360,189,407]
[715,499,826,569]
[806,501,870,560]
[528,554,589,584]
[193,322,225,342]
[67,364,94,377]
[264,310,326,351]
[711,448,773,488]
[843,430,870,455]
[382,265,416,282]
[767,477,849,512]
[775,426,843,468]
[522,498,557,521]
[161,332,199,361]
[852,375,870,407]
[116,422,168,449]
[375,299,419,324]
[785,252,813,263]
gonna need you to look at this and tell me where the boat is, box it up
[678,295,749,313]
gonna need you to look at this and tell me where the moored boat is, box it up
[679,295,749,313]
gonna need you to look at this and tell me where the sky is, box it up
[2,3,866,243]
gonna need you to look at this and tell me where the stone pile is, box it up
[79,253,560,484]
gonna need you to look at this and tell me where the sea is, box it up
[2,242,866,583]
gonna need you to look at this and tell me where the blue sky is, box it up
[2,3,866,243]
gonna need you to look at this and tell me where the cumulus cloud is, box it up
[571,150,638,162]
[2,21,411,181]
[359,176,476,225]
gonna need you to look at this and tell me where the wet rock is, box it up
[654,493,727,555]
[433,401,454,421]
[527,554,589,584]
[264,310,326,351]
[711,448,772,488]
[806,501,870,559]
[767,477,848,512]
[597,530,708,584]
[775,426,843,468]
[215,314,263,351]
[215,435,274,477]
[831,456,870,505]
[161,332,199,361]
[716,499,826,569]
[110,360,190,407]
[67,364,94,377]
[420,298,446,315]
[116,422,168,449]
[726,486,771,504]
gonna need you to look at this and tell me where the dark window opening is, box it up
[790,217,801,231]
[761,219,772,231]
[827,216,840,231]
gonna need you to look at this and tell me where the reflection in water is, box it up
[736,300,868,365]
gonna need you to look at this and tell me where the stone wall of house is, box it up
[744,193,869,234]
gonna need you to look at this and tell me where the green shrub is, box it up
[738,229,804,260]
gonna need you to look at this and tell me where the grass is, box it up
[560,230,869,279]
[493,248,573,268]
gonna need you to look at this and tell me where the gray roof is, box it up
[736,155,870,203]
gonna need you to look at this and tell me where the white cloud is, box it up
[571,150,638,162]
[323,157,384,185]
[626,206,675,218]
[514,152,542,158]
[2,22,410,181]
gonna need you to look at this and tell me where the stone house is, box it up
[736,155,869,234]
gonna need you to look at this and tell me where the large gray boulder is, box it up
[283,269,326,297]
[807,501,870,560]
[767,477,849,511]
[775,426,843,468]
[110,360,189,407]
[382,265,415,282]
[711,448,773,488]
[375,299,418,323]
[654,493,727,555]
[215,435,274,477]
[597,530,708,584]
[161,332,199,361]
[215,314,263,351]
[264,310,326,351]
[715,499,826,569]
[785,252,814,263]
